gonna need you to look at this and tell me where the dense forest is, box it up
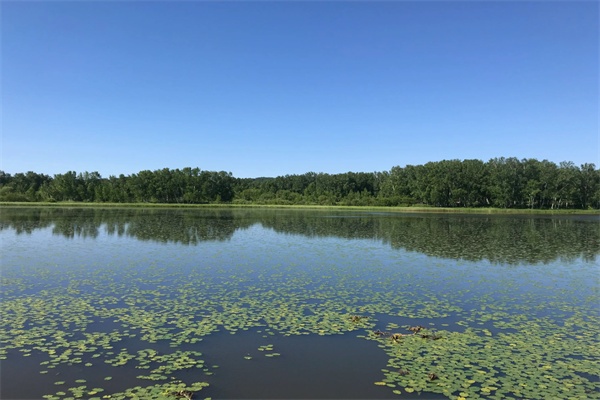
[1,157,598,209]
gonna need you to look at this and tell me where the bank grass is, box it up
[1,201,598,215]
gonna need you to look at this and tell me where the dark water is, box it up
[1,207,599,400]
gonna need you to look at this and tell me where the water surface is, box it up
[1,207,598,399]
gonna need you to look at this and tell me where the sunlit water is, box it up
[1,207,598,400]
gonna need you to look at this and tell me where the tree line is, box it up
[1,158,598,209]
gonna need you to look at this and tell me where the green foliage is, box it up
[1,158,599,208]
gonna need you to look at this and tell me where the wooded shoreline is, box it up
[2,202,598,215]
[1,157,598,209]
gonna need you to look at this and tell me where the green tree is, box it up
[487,157,524,208]
[578,163,599,209]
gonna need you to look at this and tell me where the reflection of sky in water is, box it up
[3,215,596,317]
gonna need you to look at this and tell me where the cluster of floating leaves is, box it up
[1,208,599,399]
[43,381,209,400]
[365,317,599,399]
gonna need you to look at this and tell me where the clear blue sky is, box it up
[2,1,598,178]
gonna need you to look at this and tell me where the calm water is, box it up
[1,207,599,400]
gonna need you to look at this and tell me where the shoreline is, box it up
[1,202,598,215]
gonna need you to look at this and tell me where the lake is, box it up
[1,207,599,400]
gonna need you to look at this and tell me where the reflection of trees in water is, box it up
[0,217,51,235]
[121,210,246,244]
[52,219,100,239]
[257,213,384,241]
[1,208,598,263]
[0,208,249,244]
[255,212,600,265]
[382,216,600,264]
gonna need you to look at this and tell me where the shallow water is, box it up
[1,207,599,399]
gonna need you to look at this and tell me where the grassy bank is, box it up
[1,201,598,215]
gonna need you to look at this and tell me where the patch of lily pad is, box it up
[42,381,208,400]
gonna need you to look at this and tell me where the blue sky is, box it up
[2,1,598,178]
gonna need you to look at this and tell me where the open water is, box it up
[1,207,598,399]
